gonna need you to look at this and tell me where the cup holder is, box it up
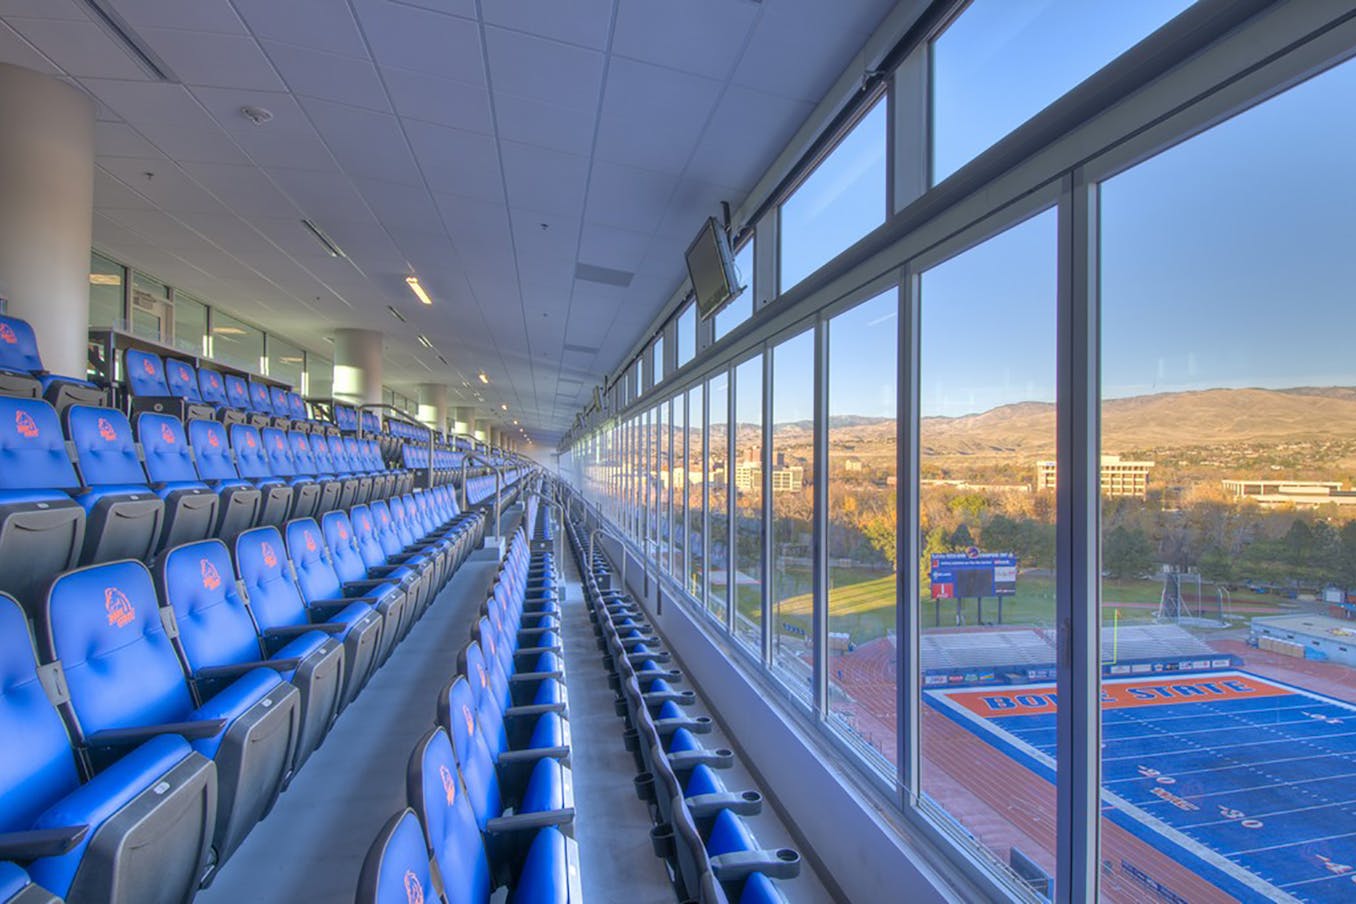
[716,748,733,757]
[776,849,800,863]
[695,716,711,724]
[742,790,762,803]
[649,824,676,859]
[634,772,656,803]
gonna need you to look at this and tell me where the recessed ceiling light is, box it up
[477,372,489,384]
[500,403,508,411]
[89,273,121,286]
[406,276,433,305]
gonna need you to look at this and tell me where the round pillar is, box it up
[453,406,474,437]
[473,418,492,446]
[0,64,94,378]
[417,382,447,431]
[333,328,383,407]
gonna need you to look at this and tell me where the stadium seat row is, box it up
[357,492,584,904]
[0,477,505,904]
[563,508,801,904]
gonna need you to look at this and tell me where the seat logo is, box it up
[0,323,15,344]
[105,587,135,628]
[202,558,222,590]
[160,423,175,444]
[276,437,285,450]
[403,871,424,904]
[207,431,221,448]
[339,526,348,540]
[439,764,456,804]
[246,434,256,448]
[304,531,317,552]
[14,410,38,438]
[462,704,475,737]
[97,417,117,441]
[208,375,219,388]
[476,663,487,689]
[142,358,155,375]
[262,542,278,568]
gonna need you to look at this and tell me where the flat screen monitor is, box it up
[686,217,743,321]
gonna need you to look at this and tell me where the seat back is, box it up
[159,540,261,670]
[0,593,80,832]
[289,431,319,477]
[229,424,271,480]
[407,728,491,902]
[350,505,388,571]
[43,560,195,738]
[355,809,437,904]
[361,411,380,434]
[261,427,296,478]
[286,393,308,422]
[268,387,290,418]
[284,519,342,603]
[368,500,405,559]
[0,397,79,490]
[321,511,368,585]
[124,350,169,396]
[66,406,148,487]
[436,676,502,830]
[198,368,228,407]
[334,405,358,433]
[363,440,383,471]
[164,359,203,403]
[343,438,365,472]
[248,382,272,414]
[328,436,354,473]
[136,412,200,484]
[0,314,43,373]
[187,418,240,481]
[233,527,309,629]
[310,434,337,476]
[224,375,252,411]
[387,497,418,547]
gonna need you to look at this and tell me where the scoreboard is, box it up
[930,548,1017,599]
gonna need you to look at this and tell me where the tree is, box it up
[1283,518,1313,570]
[1340,520,1356,589]
[858,512,897,572]
[1104,525,1154,579]
[949,523,974,550]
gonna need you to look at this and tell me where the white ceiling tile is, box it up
[372,0,477,22]
[137,28,284,91]
[189,87,337,170]
[232,0,366,57]
[613,0,759,79]
[352,176,443,234]
[435,193,512,255]
[82,79,251,164]
[357,0,484,85]
[302,97,422,185]
[579,223,652,274]
[0,20,60,72]
[7,18,144,78]
[383,65,492,133]
[687,84,813,191]
[261,41,390,112]
[655,178,739,242]
[264,166,376,227]
[499,141,588,217]
[98,156,231,214]
[0,0,85,18]
[492,91,595,156]
[584,160,677,234]
[484,27,603,112]
[106,0,245,33]
[510,210,579,263]
[93,167,157,209]
[596,57,722,174]
[733,0,889,102]
[95,120,165,159]
[171,211,279,256]
[403,119,503,202]
[481,0,613,50]
[179,161,300,218]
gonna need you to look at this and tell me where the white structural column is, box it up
[333,328,383,407]
[417,382,447,430]
[453,406,474,436]
[474,418,493,445]
[0,64,94,378]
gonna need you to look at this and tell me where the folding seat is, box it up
[454,641,567,766]
[161,358,217,421]
[260,426,319,520]
[229,423,293,527]
[223,375,268,427]
[0,592,215,903]
[284,518,403,668]
[348,504,431,620]
[134,412,219,551]
[186,419,262,540]
[234,526,381,711]
[0,398,85,616]
[290,431,340,514]
[333,404,358,434]
[64,405,164,565]
[286,392,309,424]
[386,496,454,587]
[347,436,386,500]
[268,386,293,425]
[361,501,444,601]
[42,560,301,870]
[0,314,105,413]
[322,509,420,642]
[158,540,344,774]
[701,811,800,900]
[248,382,275,422]
[329,435,373,504]
[311,433,359,510]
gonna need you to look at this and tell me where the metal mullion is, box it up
[761,344,774,665]
[1055,170,1101,904]
[898,267,921,804]
[812,314,829,718]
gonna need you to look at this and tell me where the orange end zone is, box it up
[941,671,1292,718]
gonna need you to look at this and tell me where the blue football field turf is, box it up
[927,671,1356,903]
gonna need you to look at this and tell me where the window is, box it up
[267,335,305,389]
[1097,58,1356,902]
[308,354,333,400]
[656,402,669,574]
[174,292,208,357]
[210,310,264,373]
[653,336,665,385]
[771,328,815,701]
[670,395,684,580]
[130,272,169,343]
[677,302,697,368]
[780,99,887,292]
[688,383,706,600]
[733,354,764,652]
[917,209,1058,879]
[706,372,729,624]
[826,289,898,770]
[714,239,755,342]
[931,0,1195,183]
[88,252,124,330]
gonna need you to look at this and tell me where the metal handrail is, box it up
[353,401,437,490]
[520,487,565,564]
[588,525,630,592]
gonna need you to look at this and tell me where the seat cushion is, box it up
[508,826,569,904]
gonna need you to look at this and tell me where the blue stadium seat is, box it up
[248,382,272,418]
[158,540,343,774]
[285,518,403,667]
[186,419,262,540]
[0,862,58,904]
[261,426,319,520]
[0,397,85,616]
[40,560,302,874]
[356,501,442,604]
[290,431,340,514]
[268,386,291,422]
[455,641,568,763]
[229,423,293,528]
[334,405,358,434]
[195,367,246,426]
[354,810,438,904]
[0,314,105,413]
[134,412,219,551]
[329,435,373,504]
[234,526,381,710]
[64,405,164,565]
[162,358,218,420]
[310,433,359,510]
[322,509,419,642]
[286,392,308,423]
[0,591,214,902]
[223,375,267,427]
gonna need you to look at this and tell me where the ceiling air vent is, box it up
[574,263,634,288]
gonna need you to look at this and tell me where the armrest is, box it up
[515,625,556,637]
[504,702,567,718]
[667,748,734,772]
[685,790,763,819]
[268,622,347,637]
[87,719,227,747]
[627,650,670,664]
[709,848,801,883]
[0,826,89,860]
[485,807,575,835]
[196,659,300,680]
[509,670,564,684]
[341,579,389,594]
[514,645,561,660]
[496,745,569,765]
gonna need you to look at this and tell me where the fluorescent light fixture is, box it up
[387,305,406,323]
[417,334,433,349]
[500,403,508,411]
[301,219,346,258]
[406,276,433,306]
[477,372,489,384]
[89,273,122,286]
[212,326,247,336]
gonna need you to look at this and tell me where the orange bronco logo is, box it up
[160,422,175,444]
[439,764,456,805]
[142,358,155,375]
[97,418,117,441]
[207,431,221,448]
[403,871,423,904]
[0,323,16,344]
[104,587,135,628]
[304,531,317,552]
[246,434,256,448]
[462,704,475,737]
[201,558,222,591]
[14,411,38,438]
[261,542,278,568]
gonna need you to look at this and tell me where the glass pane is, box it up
[672,395,686,580]
[827,289,898,770]
[130,272,168,343]
[88,252,123,330]
[715,239,755,342]
[268,335,305,389]
[707,373,729,624]
[733,355,764,652]
[308,354,333,400]
[653,336,665,385]
[780,100,886,291]
[772,329,815,701]
[678,302,697,367]
[917,210,1057,885]
[689,384,706,601]
[932,0,1195,183]
[1098,58,1356,903]
[173,292,208,357]
[212,310,265,373]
